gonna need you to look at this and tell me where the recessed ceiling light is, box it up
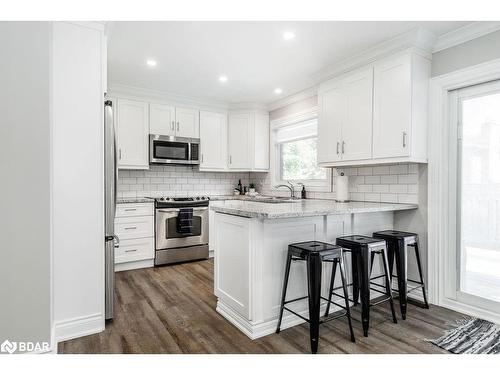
[283,31,295,41]
[274,88,283,95]
[219,75,228,83]
[146,59,157,67]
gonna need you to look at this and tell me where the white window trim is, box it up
[270,107,332,193]
[428,57,500,325]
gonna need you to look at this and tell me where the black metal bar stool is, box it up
[276,241,355,354]
[372,230,430,319]
[335,235,397,337]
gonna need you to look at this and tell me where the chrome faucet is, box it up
[274,180,295,198]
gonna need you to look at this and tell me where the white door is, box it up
[317,83,343,163]
[228,113,252,169]
[448,80,500,315]
[175,107,199,138]
[199,110,227,170]
[116,99,149,169]
[149,103,175,136]
[341,67,374,161]
[372,54,411,158]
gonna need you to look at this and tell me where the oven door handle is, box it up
[157,207,208,213]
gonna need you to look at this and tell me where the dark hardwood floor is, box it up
[58,259,467,354]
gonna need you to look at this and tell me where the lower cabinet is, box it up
[114,202,154,271]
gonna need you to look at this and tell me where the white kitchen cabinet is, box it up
[200,110,228,171]
[175,107,200,138]
[149,103,176,136]
[228,110,269,171]
[116,98,149,169]
[372,52,429,160]
[318,67,373,164]
[114,202,154,271]
[149,104,199,138]
[317,50,430,167]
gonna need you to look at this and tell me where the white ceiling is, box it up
[108,21,470,105]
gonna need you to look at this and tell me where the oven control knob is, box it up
[195,196,200,200]
[201,196,206,200]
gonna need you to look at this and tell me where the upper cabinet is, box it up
[199,110,228,171]
[149,103,199,138]
[228,110,270,171]
[318,67,373,164]
[317,50,430,167]
[116,98,149,170]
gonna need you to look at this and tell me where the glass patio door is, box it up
[454,80,500,312]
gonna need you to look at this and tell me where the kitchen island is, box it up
[209,199,418,339]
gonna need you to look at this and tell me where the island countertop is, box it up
[209,199,418,219]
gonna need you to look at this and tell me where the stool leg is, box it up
[276,251,293,334]
[306,253,322,354]
[394,239,408,320]
[381,247,398,324]
[351,252,360,306]
[339,257,355,343]
[324,260,337,317]
[358,247,371,337]
[387,241,396,281]
[413,237,430,309]
[369,252,375,275]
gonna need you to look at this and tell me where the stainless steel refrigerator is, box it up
[104,99,118,320]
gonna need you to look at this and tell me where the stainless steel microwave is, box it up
[149,135,200,165]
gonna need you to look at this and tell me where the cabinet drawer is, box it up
[115,216,153,240]
[115,237,154,264]
[116,203,153,218]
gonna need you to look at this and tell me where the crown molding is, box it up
[310,27,435,84]
[107,83,229,110]
[267,85,318,112]
[227,102,268,111]
[432,21,500,53]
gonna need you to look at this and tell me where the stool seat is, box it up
[289,241,342,259]
[372,230,418,243]
[337,235,386,247]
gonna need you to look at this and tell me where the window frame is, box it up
[270,107,332,193]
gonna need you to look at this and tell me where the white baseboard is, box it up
[54,313,104,343]
[216,299,344,340]
[115,259,154,272]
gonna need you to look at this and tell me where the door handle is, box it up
[342,141,345,154]
[201,154,204,163]
[119,148,122,160]
[124,208,137,212]
[125,249,138,253]
[229,155,232,164]
[336,141,340,155]
[171,121,175,131]
[124,226,137,230]
[177,122,180,131]
[403,132,407,148]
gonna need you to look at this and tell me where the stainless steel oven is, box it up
[153,197,209,265]
[149,135,200,165]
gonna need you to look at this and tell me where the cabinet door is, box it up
[228,113,252,169]
[317,83,343,163]
[373,55,411,158]
[341,67,374,161]
[200,110,227,170]
[175,107,200,138]
[253,113,270,170]
[116,99,149,169]
[149,103,175,136]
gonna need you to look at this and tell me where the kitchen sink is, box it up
[249,196,302,204]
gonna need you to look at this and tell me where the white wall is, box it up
[432,30,500,77]
[52,22,105,342]
[0,22,52,352]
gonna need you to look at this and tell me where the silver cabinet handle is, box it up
[342,141,345,154]
[124,208,137,212]
[124,226,137,230]
[119,148,122,160]
[171,121,175,131]
[403,131,407,147]
[229,155,232,164]
[336,141,340,155]
[177,121,180,131]
[125,249,137,253]
[201,154,204,163]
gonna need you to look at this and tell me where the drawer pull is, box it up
[124,226,137,230]
[125,249,138,253]
[124,208,137,212]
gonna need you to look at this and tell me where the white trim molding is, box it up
[267,86,318,112]
[432,21,500,53]
[54,313,105,343]
[427,58,500,321]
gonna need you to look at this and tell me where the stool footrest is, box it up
[370,296,392,307]
[370,286,389,295]
[283,307,309,324]
[321,312,348,324]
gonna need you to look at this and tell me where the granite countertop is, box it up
[117,197,154,204]
[209,199,418,219]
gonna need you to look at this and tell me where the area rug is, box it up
[430,318,500,354]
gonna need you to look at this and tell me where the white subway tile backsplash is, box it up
[389,184,408,194]
[357,167,373,175]
[380,175,398,184]
[372,166,390,175]
[373,184,389,193]
[389,164,408,175]
[398,194,418,204]
[398,174,418,184]
[365,175,381,184]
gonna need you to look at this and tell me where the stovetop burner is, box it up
[148,196,210,208]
